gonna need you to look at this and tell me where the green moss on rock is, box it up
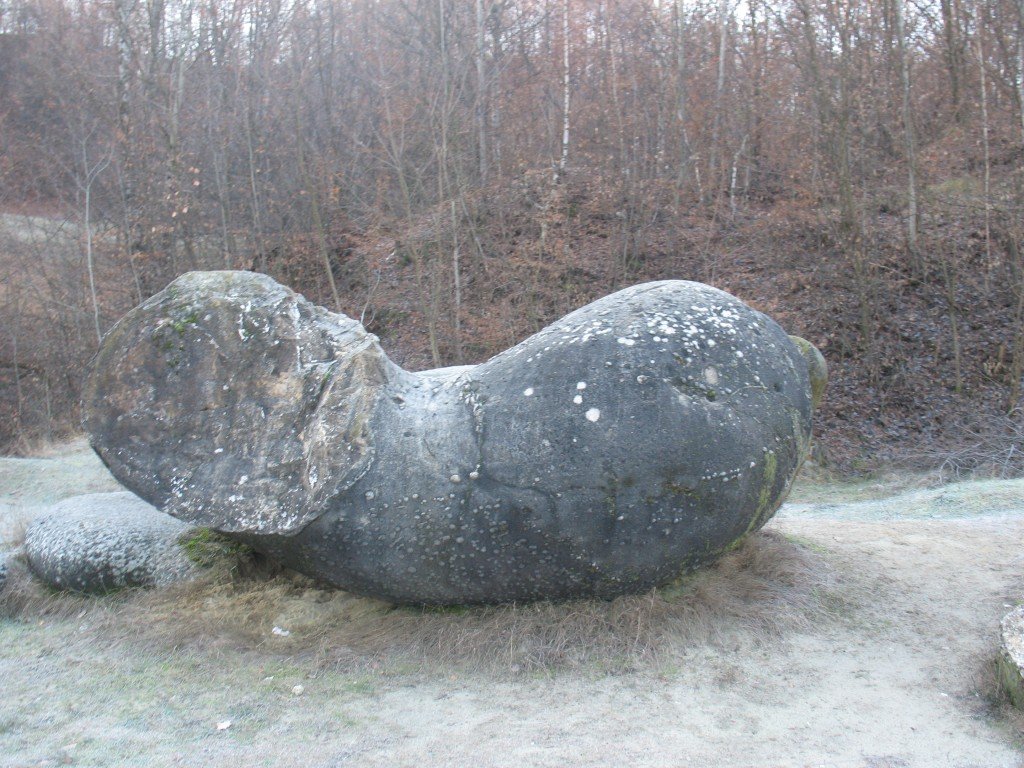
[179,528,253,568]
[998,606,1024,710]
[789,336,828,410]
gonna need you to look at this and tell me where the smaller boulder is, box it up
[999,605,1024,710]
[25,492,200,593]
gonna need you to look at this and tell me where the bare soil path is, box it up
[0,444,1021,767]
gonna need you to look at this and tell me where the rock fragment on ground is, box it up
[84,271,824,604]
[999,605,1024,709]
[25,492,200,593]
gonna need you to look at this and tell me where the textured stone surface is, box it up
[789,335,828,410]
[85,271,822,604]
[0,550,10,591]
[25,492,199,593]
[999,606,1024,710]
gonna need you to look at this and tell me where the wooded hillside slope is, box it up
[1,0,1022,472]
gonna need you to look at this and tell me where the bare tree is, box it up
[77,139,112,346]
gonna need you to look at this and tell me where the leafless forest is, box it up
[0,0,1023,470]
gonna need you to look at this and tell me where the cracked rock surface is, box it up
[25,492,200,593]
[84,271,820,604]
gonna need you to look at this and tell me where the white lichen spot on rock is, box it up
[704,367,719,386]
[577,381,587,390]
[573,395,583,405]
[585,408,601,422]
[523,387,534,397]
[616,337,635,346]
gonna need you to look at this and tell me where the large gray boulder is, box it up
[25,492,200,593]
[84,271,823,604]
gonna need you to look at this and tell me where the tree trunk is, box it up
[709,0,730,201]
[894,0,920,258]
[1017,0,1024,145]
[673,0,693,191]
[295,115,342,313]
[475,0,489,183]
[940,0,964,121]
[976,21,994,281]
[558,0,570,181]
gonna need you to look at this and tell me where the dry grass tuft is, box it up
[0,552,100,621]
[1,530,852,676]
[14,434,92,459]
[0,513,28,553]
[963,647,1024,740]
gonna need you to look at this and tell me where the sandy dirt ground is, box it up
[0,442,1022,768]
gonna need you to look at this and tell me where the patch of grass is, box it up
[413,603,472,616]
[1,515,28,553]
[965,649,1024,743]
[179,528,254,569]
[0,445,121,511]
[0,551,121,621]
[343,677,378,696]
[2,530,851,677]
[927,175,982,200]
[788,468,940,505]
[0,714,23,735]
[781,532,831,555]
